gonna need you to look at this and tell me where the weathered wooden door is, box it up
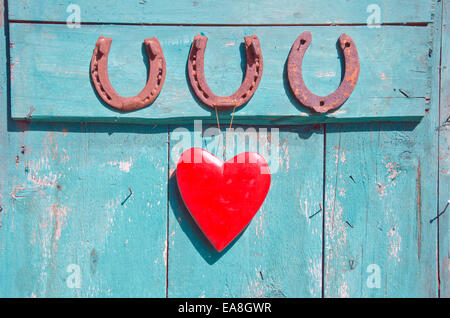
[0,0,448,297]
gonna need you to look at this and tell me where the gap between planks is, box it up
[8,20,430,27]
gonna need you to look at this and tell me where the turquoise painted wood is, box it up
[9,0,432,24]
[0,124,169,298]
[322,0,442,297]
[0,123,168,297]
[167,125,323,297]
[0,2,169,297]
[10,24,430,124]
[0,0,447,298]
[323,122,438,297]
[439,0,450,298]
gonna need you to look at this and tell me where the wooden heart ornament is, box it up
[176,148,271,252]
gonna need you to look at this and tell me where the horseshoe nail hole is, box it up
[300,39,306,45]
[345,42,350,48]
[320,101,325,106]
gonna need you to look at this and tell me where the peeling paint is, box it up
[48,203,68,242]
[387,226,402,262]
[108,157,134,172]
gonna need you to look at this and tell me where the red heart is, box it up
[176,148,271,252]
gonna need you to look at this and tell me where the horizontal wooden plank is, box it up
[10,24,431,124]
[9,0,432,24]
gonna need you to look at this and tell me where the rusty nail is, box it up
[121,187,133,206]
[309,205,323,219]
[349,259,355,270]
[430,201,449,223]
[399,89,409,98]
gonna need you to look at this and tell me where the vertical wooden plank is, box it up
[439,0,450,298]
[323,0,442,296]
[77,124,168,297]
[0,1,9,287]
[0,123,168,297]
[324,122,438,297]
[0,0,169,296]
[167,124,323,297]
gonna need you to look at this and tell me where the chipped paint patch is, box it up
[316,71,336,78]
[10,186,27,199]
[332,145,346,164]
[255,207,265,238]
[387,226,402,262]
[384,157,402,183]
[163,240,168,266]
[108,157,134,172]
[338,281,349,298]
[48,203,68,242]
[308,257,322,297]
[376,183,387,197]
[28,171,59,188]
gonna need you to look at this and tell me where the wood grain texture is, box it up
[10,24,430,124]
[167,125,323,297]
[9,0,432,24]
[0,1,9,284]
[323,122,438,297]
[439,0,449,298]
[322,1,442,297]
[1,0,446,298]
[0,1,169,296]
[0,123,169,297]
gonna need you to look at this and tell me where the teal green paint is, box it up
[167,125,323,297]
[10,24,430,124]
[0,125,169,298]
[323,122,438,297]
[0,1,168,296]
[439,0,449,298]
[9,0,432,24]
[323,0,442,297]
[0,0,446,298]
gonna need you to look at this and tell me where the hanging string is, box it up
[229,105,236,130]
[214,106,221,132]
[214,106,225,160]
[224,105,237,159]
[214,105,237,160]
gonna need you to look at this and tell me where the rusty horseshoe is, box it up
[90,36,166,112]
[287,31,360,113]
[187,34,263,111]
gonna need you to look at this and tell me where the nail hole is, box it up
[345,42,350,48]
[300,39,306,45]
[320,101,325,106]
